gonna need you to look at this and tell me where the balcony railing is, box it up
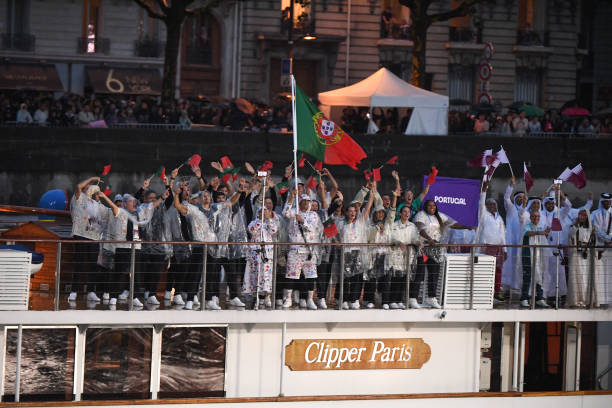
[134,37,164,58]
[516,29,549,47]
[448,27,481,43]
[76,37,111,55]
[1,33,35,51]
[1,238,609,312]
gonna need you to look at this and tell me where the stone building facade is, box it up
[0,0,608,112]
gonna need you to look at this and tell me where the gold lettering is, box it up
[105,69,124,93]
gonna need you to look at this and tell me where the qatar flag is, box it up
[467,149,493,167]
[558,164,587,189]
[523,162,533,193]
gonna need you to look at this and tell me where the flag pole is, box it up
[291,75,299,210]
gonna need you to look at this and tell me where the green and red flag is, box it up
[101,164,111,176]
[306,173,320,191]
[313,160,323,171]
[364,168,373,181]
[260,160,274,172]
[186,154,201,168]
[294,82,366,170]
[155,166,165,181]
[323,218,338,238]
[104,186,112,196]
[276,181,289,194]
[218,156,240,183]
[298,153,306,168]
[427,166,438,185]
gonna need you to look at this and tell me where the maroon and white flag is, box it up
[523,162,534,193]
[467,149,493,167]
[559,164,586,189]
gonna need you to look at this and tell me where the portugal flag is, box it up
[294,81,366,170]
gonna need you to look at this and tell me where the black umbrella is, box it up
[471,103,497,114]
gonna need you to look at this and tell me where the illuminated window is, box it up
[381,0,411,39]
[81,0,102,53]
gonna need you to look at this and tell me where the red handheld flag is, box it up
[372,167,382,182]
[323,218,339,238]
[313,160,323,171]
[220,156,233,170]
[104,186,112,196]
[187,154,202,168]
[298,153,306,168]
[260,160,274,172]
[551,217,563,232]
[160,167,166,181]
[364,169,373,181]
[385,155,398,165]
[427,166,438,185]
[101,164,111,176]
[306,175,319,191]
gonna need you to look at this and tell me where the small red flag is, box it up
[101,164,111,176]
[567,164,587,189]
[385,155,398,165]
[220,156,233,170]
[372,167,381,182]
[523,162,533,193]
[104,186,111,196]
[187,154,202,168]
[551,217,563,232]
[160,167,166,181]
[313,160,323,171]
[260,160,274,172]
[222,173,231,184]
[323,218,339,238]
[298,153,306,168]
[427,166,438,185]
[364,169,373,181]
[306,175,318,191]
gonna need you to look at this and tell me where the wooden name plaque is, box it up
[285,338,431,371]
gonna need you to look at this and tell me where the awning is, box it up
[86,67,161,95]
[0,63,64,91]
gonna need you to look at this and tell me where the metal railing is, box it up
[516,29,549,47]
[1,238,610,313]
[1,33,35,51]
[449,27,481,43]
[76,36,110,54]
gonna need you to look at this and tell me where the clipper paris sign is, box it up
[285,338,431,371]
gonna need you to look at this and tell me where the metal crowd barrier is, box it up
[0,238,610,312]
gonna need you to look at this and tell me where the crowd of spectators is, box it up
[0,90,293,131]
[2,90,611,136]
[449,110,612,136]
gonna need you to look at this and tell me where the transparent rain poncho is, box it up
[386,218,420,278]
[209,202,233,259]
[70,194,110,240]
[163,205,192,262]
[139,202,171,256]
[229,203,248,260]
[336,216,369,278]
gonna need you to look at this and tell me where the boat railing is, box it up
[0,238,609,312]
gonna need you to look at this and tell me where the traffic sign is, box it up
[478,93,491,105]
[479,63,492,81]
[482,43,494,60]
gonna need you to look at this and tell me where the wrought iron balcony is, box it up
[76,37,111,55]
[516,29,549,47]
[1,33,35,52]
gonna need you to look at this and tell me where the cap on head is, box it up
[113,194,123,202]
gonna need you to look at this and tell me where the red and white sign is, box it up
[478,93,491,105]
[482,43,494,61]
[479,63,492,81]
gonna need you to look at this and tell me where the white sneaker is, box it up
[276,299,283,307]
[318,298,328,310]
[229,297,246,307]
[108,304,116,311]
[185,301,193,310]
[173,294,185,306]
[299,299,307,309]
[382,303,390,310]
[398,302,406,310]
[425,297,441,309]
[87,292,100,302]
[132,298,143,308]
[366,302,375,309]
[102,292,110,301]
[307,298,318,310]
[536,299,550,308]
[206,300,221,310]
[350,300,360,310]
[390,302,399,309]
[264,296,273,308]
[181,292,188,302]
[86,300,97,309]
[118,290,129,301]
[409,298,421,309]
[520,299,530,308]
[164,290,172,300]
[68,292,77,301]
[147,295,160,305]
[282,297,293,308]
[144,291,150,300]
[212,296,220,305]
[341,301,349,310]
[109,297,117,305]
[193,295,200,306]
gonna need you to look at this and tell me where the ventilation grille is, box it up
[443,254,495,310]
[0,250,32,310]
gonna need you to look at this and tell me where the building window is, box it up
[281,0,314,35]
[449,64,475,104]
[514,68,541,105]
[517,0,547,46]
[182,12,220,66]
[80,0,105,54]
[380,0,410,39]
[2,0,34,51]
[135,7,162,57]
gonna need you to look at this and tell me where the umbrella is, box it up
[450,99,471,106]
[234,98,255,115]
[507,101,533,111]
[562,107,590,116]
[518,104,544,117]
[470,103,497,114]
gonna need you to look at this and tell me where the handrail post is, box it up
[129,243,135,311]
[201,244,207,311]
[588,247,596,309]
[271,245,278,310]
[530,246,537,310]
[54,241,62,311]
[339,246,344,310]
[15,325,22,402]
[469,246,475,310]
[405,246,412,307]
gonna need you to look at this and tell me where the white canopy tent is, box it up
[318,68,449,135]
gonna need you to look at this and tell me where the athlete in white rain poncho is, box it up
[282,193,322,308]
[540,193,571,298]
[242,207,278,301]
[502,181,526,290]
[336,185,374,309]
[519,210,549,307]
[567,208,600,307]
[363,204,393,308]
[590,193,612,305]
